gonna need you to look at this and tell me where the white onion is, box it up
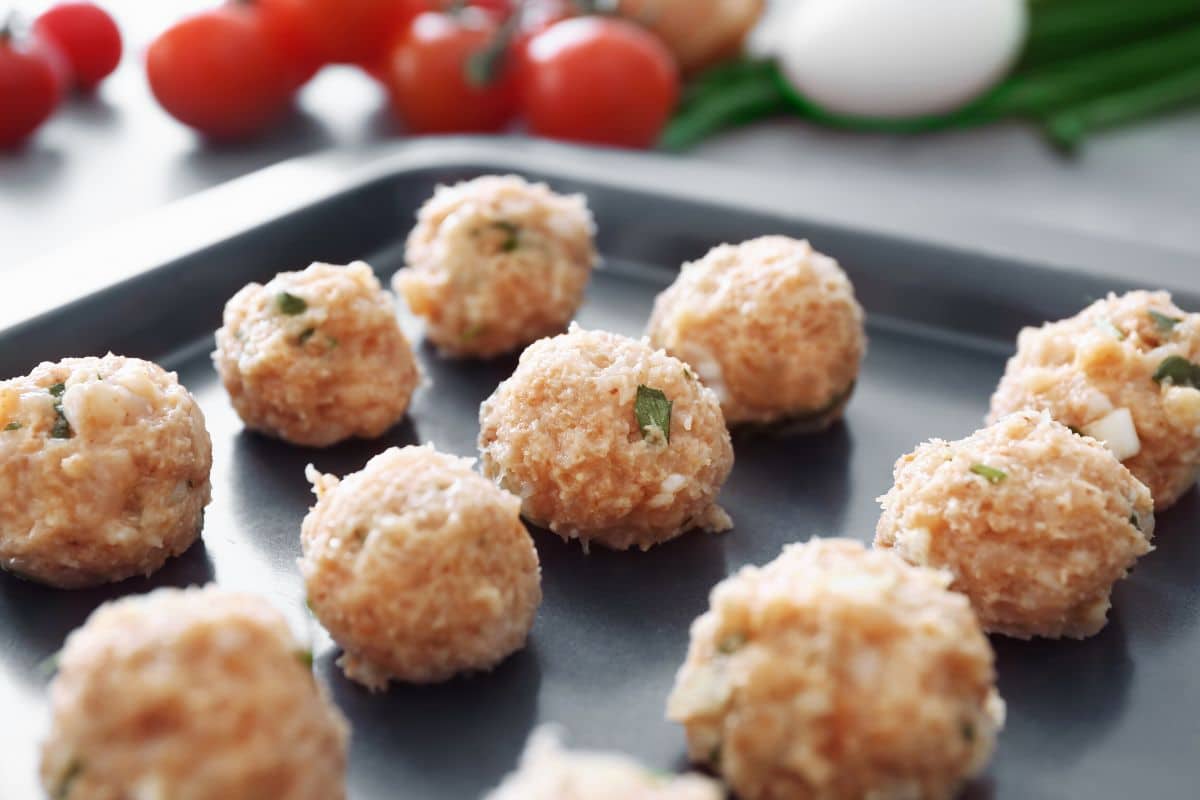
[1082,408,1142,462]
[774,0,1028,119]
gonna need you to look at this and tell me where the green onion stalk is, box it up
[661,1,1200,152]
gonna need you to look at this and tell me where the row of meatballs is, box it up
[3,174,1198,800]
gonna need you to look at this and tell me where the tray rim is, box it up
[6,135,1199,339]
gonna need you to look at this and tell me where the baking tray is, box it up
[2,139,1198,800]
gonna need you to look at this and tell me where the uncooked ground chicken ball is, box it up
[486,726,723,800]
[876,410,1155,639]
[989,290,1200,509]
[40,586,349,800]
[667,538,1002,800]
[0,354,211,588]
[394,174,597,358]
[478,325,734,551]
[647,236,865,429]
[672,537,998,800]
[214,261,419,447]
[301,445,541,688]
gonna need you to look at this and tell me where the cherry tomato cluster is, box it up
[146,0,680,149]
[0,2,121,149]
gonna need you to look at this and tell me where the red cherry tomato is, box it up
[257,0,432,66]
[255,1,325,89]
[509,0,572,76]
[518,0,573,30]
[0,25,65,149]
[32,2,121,91]
[379,10,517,134]
[521,17,679,149]
[146,6,297,141]
[466,0,512,18]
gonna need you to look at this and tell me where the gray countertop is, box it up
[3,0,1198,276]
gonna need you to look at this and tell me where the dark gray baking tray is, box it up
[2,139,1198,800]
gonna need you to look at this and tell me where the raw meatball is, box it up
[301,445,541,688]
[988,290,1200,509]
[667,538,1003,800]
[647,236,865,429]
[394,174,597,358]
[0,354,211,588]
[876,410,1155,639]
[486,726,723,800]
[214,261,419,447]
[40,586,349,800]
[478,324,734,551]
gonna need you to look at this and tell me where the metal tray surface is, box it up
[2,141,1199,800]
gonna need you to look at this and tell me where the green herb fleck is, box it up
[4,421,20,431]
[682,365,696,381]
[47,385,72,439]
[298,327,316,345]
[635,385,672,444]
[50,417,71,439]
[305,595,316,614]
[54,758,83,800]
[493,220,520,252]
[276,291,307,316]
[717,632,745,654]
[960,720,975,744]
[326,336,339,349]
[464,31,509,88]
[461,324,486,343]
[296,649,314,669]
[1095,318,1125,340]
[708,741,722,766]
[1149,310,1181,334]
[1152,355,1200,389]
[969,463,1007,484]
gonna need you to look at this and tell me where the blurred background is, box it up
[2,0,1199,271]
